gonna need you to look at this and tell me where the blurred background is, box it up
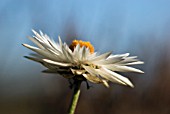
[0,0,170,114]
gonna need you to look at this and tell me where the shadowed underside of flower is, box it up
[22,30,144,88]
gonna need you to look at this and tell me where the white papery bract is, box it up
[23,30,144,88]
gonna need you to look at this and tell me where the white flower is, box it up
[23,30,144,88]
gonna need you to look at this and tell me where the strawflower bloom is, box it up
[22,30,144,114]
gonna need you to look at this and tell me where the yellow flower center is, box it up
[69,40,94,54]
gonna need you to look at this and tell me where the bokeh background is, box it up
[1,0,170,114]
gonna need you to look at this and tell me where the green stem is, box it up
[68,80,82,114]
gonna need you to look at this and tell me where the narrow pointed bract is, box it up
[23,30,144,88]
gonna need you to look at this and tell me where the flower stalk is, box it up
[68,80,82,114]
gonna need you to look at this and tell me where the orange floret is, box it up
[69,40,94,53]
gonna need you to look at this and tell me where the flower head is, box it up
[69,40,94,53]
[23,30,144,88]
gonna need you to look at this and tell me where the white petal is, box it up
[61,45,73,62]
[81,46,86,60]
[89,52,112,62]
[73,44,80,53]
[102,80,110,88]
[87,52,97,60]
[27,36,45,49]
[104,65,144,73]
[108,53,129,59]
[92,57,123,65]
[106,57,123,64]
[82,73,102,84]
[96,68,134,87]
[96,68,126,85]
[24,56,42,63]
[82,65,98,76]
[22,44,61,61]
[42,59,72,67]
[32,29,42,40]
[85,48,91,56]
[82,65,134,87]
[78,46,83,60]
[73,44,80,60]
[90,53,130,65]
[58,36,63,47]
[122,61,144,65]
